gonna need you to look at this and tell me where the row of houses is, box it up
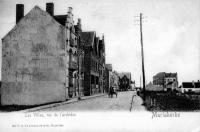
[104,64,132,92]
[180,81,200,93]
[148,72,200,93]
[0,3,108,106]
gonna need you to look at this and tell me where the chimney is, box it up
[46,3,54,16]
[77,18,81,29]
[16,4,24,23]
[68,7,73,14]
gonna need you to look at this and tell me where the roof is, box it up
[194,82,200,88]
[165,73,177,78]
[2,6,65,40]
[118,72,131,80]
[182,82,194,88]
[105,64,112,71]
[53,15,67,26]
[153,72,165,78]
[81,32,96,46]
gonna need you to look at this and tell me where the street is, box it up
[39,91,145,111]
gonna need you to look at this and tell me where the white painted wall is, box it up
[1,6,69,105]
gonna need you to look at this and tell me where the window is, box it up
[69,49,73,62]
[96,76,99,84]
[91,75,95,84]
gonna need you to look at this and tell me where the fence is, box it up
[143,91,200,111]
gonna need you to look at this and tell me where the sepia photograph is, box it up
[0,0,200,131]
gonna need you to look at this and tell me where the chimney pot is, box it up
[16,4,24,23]
[68,7,73,13]
[78,18,81,23]
[46,3,54,16]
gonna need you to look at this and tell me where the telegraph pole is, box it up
[139,13,146,102]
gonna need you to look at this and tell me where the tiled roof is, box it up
[154,72,165,78]
[194,82,200,88]
[182,81,200,88]
[165,73,177,78]
[182,82,194,88]
[81,32,95,46]
[118,72,131,80]
[53,15,67,26]
[105,64,112,71]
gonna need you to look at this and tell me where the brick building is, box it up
[153,72,165,86]
[82,32,105,96]
[118,72,131,91]
[153,72,178,91]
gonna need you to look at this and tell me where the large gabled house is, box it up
[153,72,178,91]
[82,32,105,96]
[1,3,83,105]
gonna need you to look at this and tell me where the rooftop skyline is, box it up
[0,0,199,86]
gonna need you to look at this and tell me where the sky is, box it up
[0,0,199,86]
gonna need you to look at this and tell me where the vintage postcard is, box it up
[0,0,200,131]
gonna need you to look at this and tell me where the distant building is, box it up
[104,64,113,93]
[112,71,120,91]
[164,73,178,91]
[104,67,119,92]
[118,72,132,91]
[153,72,178,91]
[82,32,105,96]
[153,72,165,87]
[181,80,200,93]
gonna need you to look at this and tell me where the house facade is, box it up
[104,64,120,92]
[118,72,131,91]
[75,19,85,98]
[181,81,200,93]
[1,3,86,105]
[164,73,178,91]
[1,5,69,105]
[111,71,120,91]
[52,4,84,98]
[153,72,178,91]
[153,72,165,86]
[82,32,105,96]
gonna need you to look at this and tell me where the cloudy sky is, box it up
[0,0,199,86]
